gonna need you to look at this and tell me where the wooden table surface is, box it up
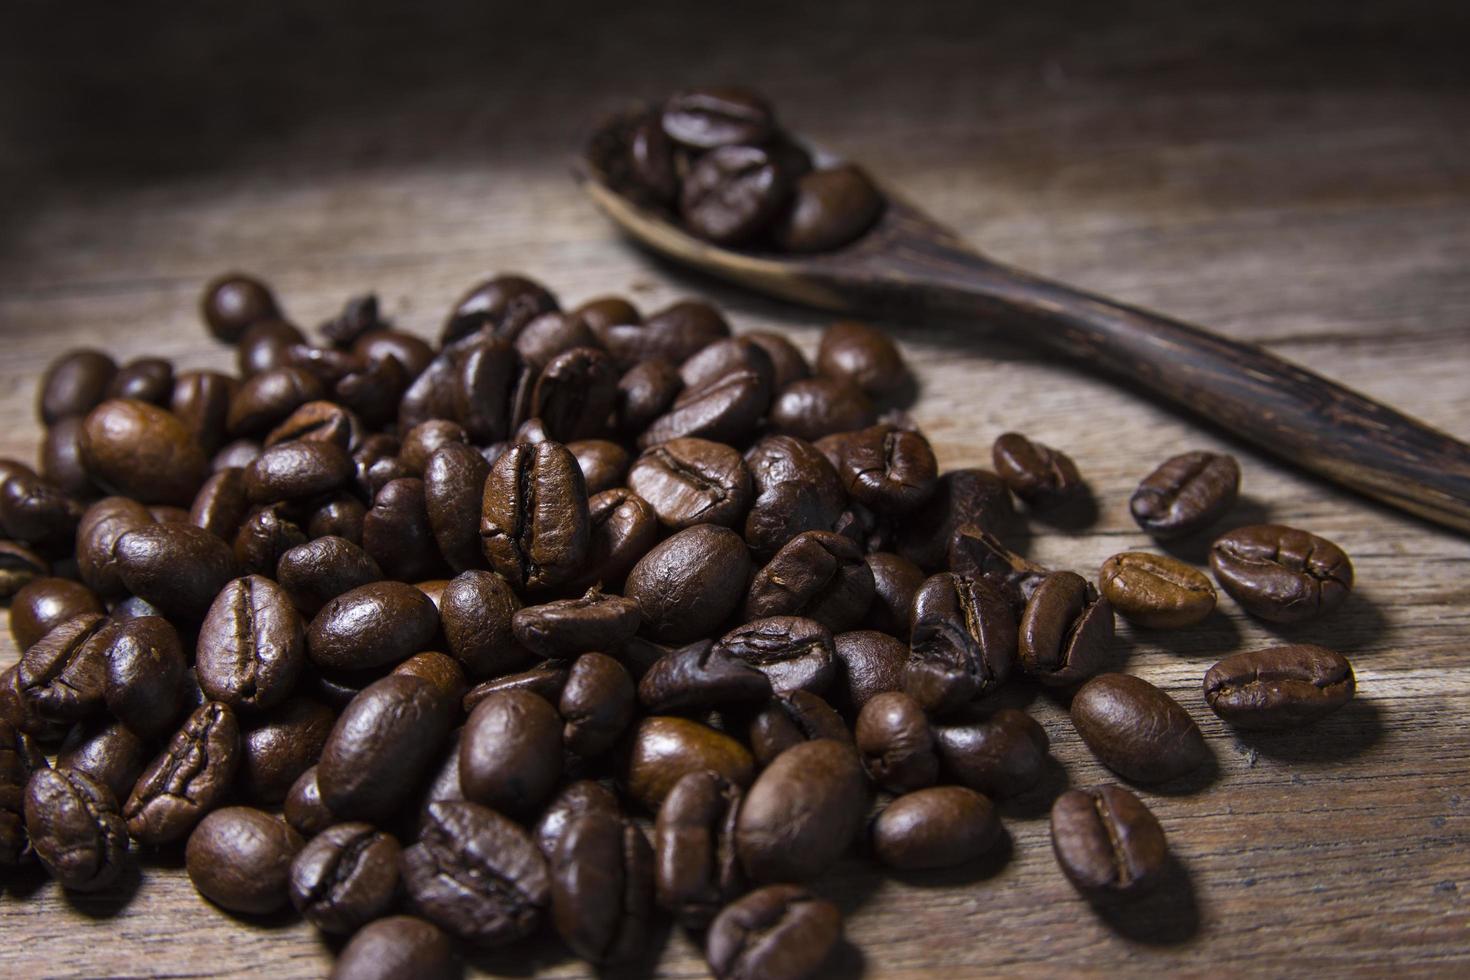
[3,1,1468,976]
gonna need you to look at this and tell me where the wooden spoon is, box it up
[578,131,1470,534]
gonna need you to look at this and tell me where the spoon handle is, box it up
[895,252,1470,532]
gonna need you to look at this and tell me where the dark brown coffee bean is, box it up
[317,292,384,347]
[308,581,439,671]
[289,822,401,933]
[170,370,238,455]
[513,312,601,375]
[745,530,875,631]
[308,495,367,545]
[1099,552,1216,628]
[707,884,841,980]
[567,439,630,495]
[680,336,776,392]
[196,576,305,711]
[932,708,1049,799]
[906,573,1017,714]
[0,719,47,866]
[0,470,81,548]
[557,653,635,758]
[353,327,434,379]
[745,331,810,391]
[480,441,590,591]
[232,504,307,577]
[564,488,659,595]
[404,800,551,946]
[639,366,771,449]
[25,767,128,891]
[0,540,49,599]
[1071,673,1208,783]
[1131,451,1240,539]
[872,785,1001,871]
[243,440,352,506]
[1017,571,1115,687]
[1203,645,1355,729]
[855,691,937,793]
[227,366,326,437]
[993,432,1084,509]
[335,354,409,430]
[820,424,938,514]
[363,477,443,582]
[397,420,467,475]
[639,640,773,713]
[188,468,250,542]
[237,319,308,377]
[1210,524,1354,623]
[574,296,641,334]
[742,434,847,558]
[438,570,526,679]
[238,696,335,804]
[736,739,866,882]
[114,522,238,620]
[57,719,146,802]
[654,770,743,928]
[596,299,732,369]
[202,273,282,343]
[284,766,338,838]
[529,347,619,443]
[318,675,453,822]
[768,376,875,442]
[774,166,884,254]
[946,522,1048,610]
[747,690,851,767]
[276,536,383,617]
[626,525,752,644]
[14,613,109,724]
[394,652,467,706]
[186,806,303,914]
[9,576,105,651]
[616,359,684,435]
[628,437,752,530]
[125,701,241,844]
[107,357,174,405]
[624,716,755,812]
[331,916,460,980]
[79,398,208,506]
[442,274,559,346]
[550,812,654,965]
[40,416,99,498]
[662,88,774,149]
[459,689,561,817]
[1051,784,1168,899]
[863,552,924,633]
[512,589,641,659]
[829,630,907,717]
[101,615,188,737]
[40,349,118,424]
[814,323,903,400]
[536,780,621,859]
[718,616,835,694]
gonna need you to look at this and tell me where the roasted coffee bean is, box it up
[393,347,461,435]
[530,347,620,442]
[829,630,907,717]
[740,435,845,558]
[395,420,466,476]
[736,739,866,882]
[617,359,684,434]
[124,701,240,844]
[395,652,467,705]
[239,696,336,804]
[514,312,601,374]
[203,273,282,343]
[25,767,128,891]
[0,470,82,547]
[40,349,118,424]
[233,505,308,579]
[442,274,559,346]
[625,716,755,812]
[747,690,851,767]
[872,786,1001,870]
[285,766,338,839]
[0,540,49,598]
[574,295,641,334]
[564,488,659,595]
[186,806,303,914]
[1210,524,1354,623]
[680,336,776,392]
[189,468,250,541]
[150,504,192,524]
[335,354,408,430]
[662,88,774,149]
[0,720,47,865]
[213,438,263,471]
[512,589,641,659]
[459,689,561,817]
[41,417,99,498]
[353,328,434,379]
[855,692,938,793]
[718,616,834,694]
[244,440,352,504]
[639,640,772,713]
[308,495,367,545]
[536,780,621,859]
[906,573,1017,714]
[317,293,384,347]
[1051,784,1168,899]
[626,524,752,644]
[308,581,439,671]
[1099,552,1216,629]
[628,437,753,530]
[403,800,551,946]
[276,536,383,617]
[13,613,109,724]
[745,331,810,391]
[9,577,105,651]
[654,770,744,928]
[438,570,526,679]
[567,439,630,495]
[362,477,443,582]
[639,367,770,448]
[773,166,885,254]
[558,653,635,758]
[1017,571,1114,687]
[480,441,590,591]
[79,399,209,506]
[707,884,841,980]
[597,299,731,370]
[227,366,326,437]
[237,319,308,377]
[57,719,146,802]
[744,530,874,631]
[115,522,238,620]
[1071,673,1208,783]
[171,370,237,455]
[331,916,460,980]
[768,376,876,442]
[933,708,1050,799]
[813,322,902,400]
[318,675,453,822]
[993,432,1084,509]
[107,357,174,405]
[550,811,655,965]
[196,576,305,712]
[1131,451,1240,539]
[863,552,925,633]
[289,822,401,934]
[101,615,188,738]
[1203,645,1355,729]
[820,424,938,514]
[946,522,1048,610]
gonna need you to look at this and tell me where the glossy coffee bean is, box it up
[289,822,401,933]
[746,690,852,767]
[438,570,526,679]
[107,357,174,405]
[237,320,308,377]
[13,613,109,724]
[769,376,877,443]
[1,720,47,865]
[863,551,925,633]
[196,576,305,712]
[228,366,326,436]
[1071,673,1208,783]
[557,653,635,758]
[813,322,903,400]
[745,331,810,391]
[512,589,641,659]
[1017,571,1114,687]
[567,439,630,495]
[101,615,188,738]
[736,739,867,882]
[232,505,307,577]
[855,692,938,793]
[0,540,49,599]
[394,652,467,706]
[202,273,282,343]
[514,312,600,374]
[617,359,683,435]
[946,522,1047,611]
[774,166,884,254]
[626,525,752,644]
[462,663,566,713]
[662,88,774,149]
[892,467,1017,571]
[1099,552,1216,629]
[573,295,640,334]
[679,337,776,394]
[459,689,562,817]
[0,469,82,548]
[564,487,660,595]
[186,806,303,914]
[1130,451,1240,539]
[365,478,444,583]
[397,420,467,476]
[125,701,241,844]
[1210,524,1354,623]
[706,884,842,980]
[992,432,1084,509]
[189,468,250,541]
[41,416,99,498]
[57,719,146,803]
[239,696,336,804]
[480,441,590,591]
[742,433,847,558]
[308,495,367,545]
[718,616,835,694]
[681,145,792,245]
[549,811,655,965]
[596,300,731,371]
[1051,784,1168,899]
[114,521,239,620]
[403,800,551,946]
[933,708,1050,798]
[828,630,907,717]
[39,349,117,424]
[872,785,1002,870]
[820,424,937,514]
[441,274,559,346]
[9,576,105,651]
[530,347,620,443]
[74,498,153,598]
[744,530,874,632]
[531,780,616,858]
[906,573,1017,714]
[628,437,752,530]
[284,766,338,839]
[25,767,128,891]
[655,770,744,929]
[330,916,460,980]
[79,398,209,506]
[1203,645,1355,729]
[639,640,772,713]
[624,716,755,812]
[244,440,352,504]
[639,366,770,448]
[308,581,439,671]
[318,675,453,822]
[276,536,383,617]
[172,370,239,454]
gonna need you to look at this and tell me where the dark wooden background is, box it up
[2,1,1468,975]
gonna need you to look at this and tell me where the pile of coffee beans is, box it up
[0,270,1359,979]
[591,87,885,252]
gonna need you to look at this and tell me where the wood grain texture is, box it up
[2,1,1468,976]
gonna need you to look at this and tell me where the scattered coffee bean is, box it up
[654,769,744,928]
[718,616,835,694]
[872,785,1001,870]
[459,689,562,817]
[25,767,129,891]
[318,675,453,822]
[624,716,755,812]
[1071,673,1209,783]
[330,916,460,980]
[628,437,752,530]
[480,441,590,591]
[746,690,852,766]
[307,581,439,671]
[125,701,241,845]
[196,576,305,712]
[992,432,1084,509]
[1210,524,1354,623]
[239,696,336,804]
[289,822,401,934]
[1,719,47,866]
[57,719,147,803]
[1017,571,1115,686]
[706,884,842,980]
[1203,645,1355,729]
[186,806,303,914]
[549,811,655,965]
[1051,784,1168,900]
[1131,451,1240,539]
[512,588,641,658]
[638,640,773,713]
[626,524,752,644]
[933,708,1050,799]
[906,573,1017,714]
[1099,552,1216,628]
[737,739,867,882]
[856,692,938,793]
[8,576,105,651]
